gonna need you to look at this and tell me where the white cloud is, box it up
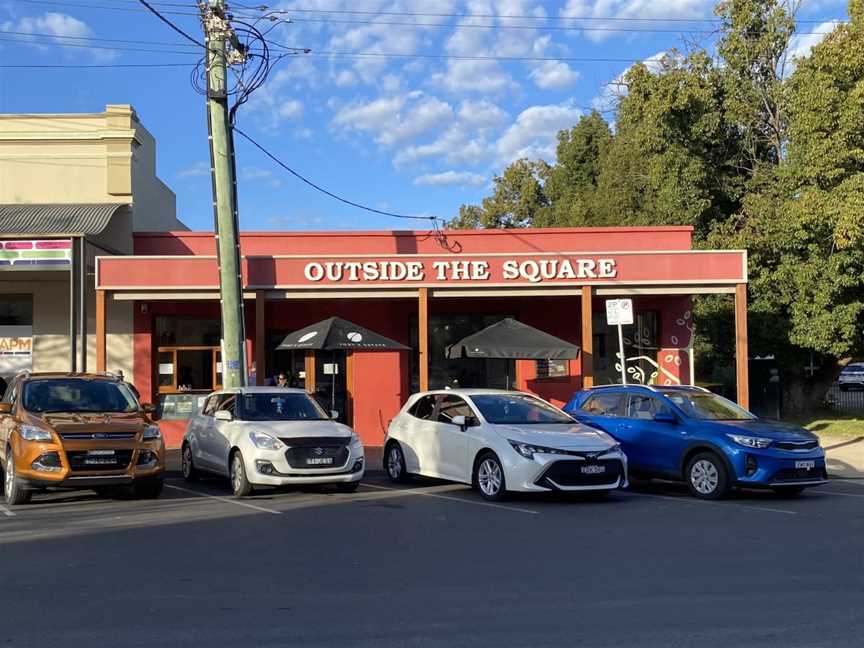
[176,161,209,178]
[495,102,583,164]
[413,171,486,187]
[3,12,116,61]
[530,60,581,89]
[277,99,303,120]
[785,20,840,74]
[432,59,517,95]
[457,99,509,132]
[241,166,282,188]
[332,92,454,146]
[560,0,714,43]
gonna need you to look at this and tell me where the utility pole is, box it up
[202,0,246,388]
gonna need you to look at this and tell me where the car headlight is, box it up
[508,440,567,459]
[20,425,53,442]
[727,434,772,449]
[142,425,161,441]
[249,431,284,451]
[349,431,362,446]
[603,443,621,454]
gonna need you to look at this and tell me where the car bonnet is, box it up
[494,422,616,451]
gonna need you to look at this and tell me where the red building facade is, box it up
[94,226,748,448]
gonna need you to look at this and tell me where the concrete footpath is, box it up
[823,436,864,479]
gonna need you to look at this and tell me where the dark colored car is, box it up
[0,372,164,505]
[563,385,827,499]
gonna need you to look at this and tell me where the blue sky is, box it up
[0,0,849,232]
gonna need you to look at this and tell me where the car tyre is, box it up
[473,452,507,501]
[685,452,730,500]
[181,443,199,482]
[132,477,164,499]
[3,452,32,506]
[230,450,254,498]
[772,486,805,497]
[337,481,360,493]
[385,442,407,483]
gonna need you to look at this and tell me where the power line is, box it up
[232,126,439,224]
[0,35,199,55]
[137,0,206,47]
[237,4,835,25]
[0,28,200,49]
[0,62,195,68]
[10,0,200,15]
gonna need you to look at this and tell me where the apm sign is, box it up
[303,258,618,284]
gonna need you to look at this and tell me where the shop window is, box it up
[592,310,659,385]
[156,316,220,346]
[0,295,32,326]
[535,359,570,380]
[410,314,515,392]
[156,347,221,394]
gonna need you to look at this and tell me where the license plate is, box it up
[87,450,115,456]
[581,464,606,475]
[306,457,333,465]
[795,460,816,469]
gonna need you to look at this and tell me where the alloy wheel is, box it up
[387,446,403,480]
[4,454,13,500]
[477,458,502,497]
[182,447,192,478]
[231,455,243,494]
[690,459,719,495]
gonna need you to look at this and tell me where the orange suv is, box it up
[0,372,165,505]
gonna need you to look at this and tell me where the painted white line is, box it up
[165,484,281,515]
[624,491,797,515]
[362,483,539,515]
[0,504,15,517]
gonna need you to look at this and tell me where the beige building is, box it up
[0,104,185,384]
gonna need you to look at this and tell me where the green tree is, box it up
[711,0,864,408]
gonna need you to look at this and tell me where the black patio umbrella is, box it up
[276,317,408,411]
[446,318,580,388]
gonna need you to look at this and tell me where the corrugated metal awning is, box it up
[0,203,129,235]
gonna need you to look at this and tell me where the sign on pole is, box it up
[605,299,633,385]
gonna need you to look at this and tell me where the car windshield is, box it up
[239,392,329,421]
[660,391,755,421]
[470,393,574,425]
[23,379,139,413]
[842,365,864,374]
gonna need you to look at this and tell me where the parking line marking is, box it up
[0,504,15,517]
[361,483,539,515]
[624,491,797,515]
[164,484,281,515]
[829,479,864,486]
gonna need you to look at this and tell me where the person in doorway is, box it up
[275,372,289,388]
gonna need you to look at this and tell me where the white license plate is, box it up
[87,450,115,456]
[306,457,333,465]
[581,465,606,475]
[795,460,816,469]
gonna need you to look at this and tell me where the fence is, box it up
[824,385,864,414]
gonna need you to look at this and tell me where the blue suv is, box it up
[563,385,827,499]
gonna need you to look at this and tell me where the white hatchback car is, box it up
[384,389,627,500]
[182,387,364,497]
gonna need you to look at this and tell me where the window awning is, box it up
[0,203,129,236]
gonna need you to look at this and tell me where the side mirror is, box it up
[451,415,476,431]
[214,410,233,422]
[0,403,11,414]
[140,403,156,414]
[330,410,339,420]
[653,412,677,424]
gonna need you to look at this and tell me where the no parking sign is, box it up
[605,299,633,384]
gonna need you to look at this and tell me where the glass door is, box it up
[314,351,347,423]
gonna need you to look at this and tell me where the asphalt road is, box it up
[1,471,863,648]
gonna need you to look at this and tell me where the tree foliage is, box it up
[453,0,864,383]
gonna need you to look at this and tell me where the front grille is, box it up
[67,450,133,472]
[538,459,623,488]
[60,432,136,441]
[284,439,350,470]
[771,467,827,482]
[775,440,819,451]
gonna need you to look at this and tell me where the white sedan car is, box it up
[384,389,627,501]
[182,387,364,497]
